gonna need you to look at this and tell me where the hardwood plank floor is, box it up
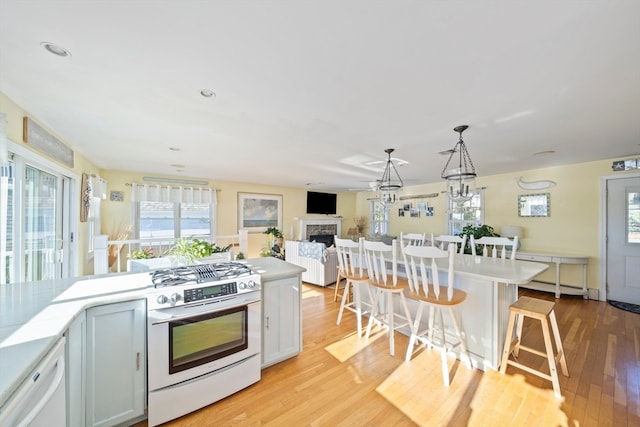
[134,284,640,426]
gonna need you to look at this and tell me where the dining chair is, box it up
[471,236,518,260]
[401,244,472,386]
[363,239,412,356]
[335,236,371,336]
[399,232,427,247]
[434,234,468,254]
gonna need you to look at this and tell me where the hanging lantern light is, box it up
[441,125,477,205]
[377,148,404,207]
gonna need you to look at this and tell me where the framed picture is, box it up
[416,202,427,211]
[238,192,282,233]
[410,208,420,218]
[109,191,124,202]
[398,209,405,217]
[403,203,412,211]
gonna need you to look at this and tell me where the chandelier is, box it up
[377,148,404,206]
[441,125,477,205]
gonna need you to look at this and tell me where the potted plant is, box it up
[166,238,231,265]
[458,224,499,254]
[262,227,284,259]
[127,247,154,260]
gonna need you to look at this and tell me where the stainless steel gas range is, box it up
[146,262,261,426]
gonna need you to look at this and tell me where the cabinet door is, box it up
[86,300,146,427]
[65,312,86,427]
[262,275,301,367]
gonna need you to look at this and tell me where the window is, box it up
[369,200,389,235]
[628,190,640,244]
[447,190,484,235]
[130,183,218,242]
[135,202,213,240]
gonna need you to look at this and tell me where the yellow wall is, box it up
[4,90,639,292]
[100,170,356,260]
[356,158,640,292]
[1,92,102,276]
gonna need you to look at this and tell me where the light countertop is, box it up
[0,257,305,408]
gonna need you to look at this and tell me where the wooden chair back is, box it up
[334,236,365,278]
[400,232,427,247]
[471,236,518,260]
[363,239,398,286]
[402,244,456,301]
[434,234,468,254]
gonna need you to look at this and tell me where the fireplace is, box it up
[297,218,342,240]
[309,234,335,248]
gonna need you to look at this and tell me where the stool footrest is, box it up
[505,360,553,382]
[518,344,548,359]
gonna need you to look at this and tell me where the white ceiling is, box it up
[1,1,639,192]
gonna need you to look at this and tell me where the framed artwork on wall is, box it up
[238,192,283,233]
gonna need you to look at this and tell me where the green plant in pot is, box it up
[458,224,499,254]
[166,237,230,265]
[262,227,284,258]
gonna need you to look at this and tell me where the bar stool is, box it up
[499,296,569,399]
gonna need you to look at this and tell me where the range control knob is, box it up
[247,280,256,289]
[170,293,182,303]
[156,294,169,304]
[238,281,246,290]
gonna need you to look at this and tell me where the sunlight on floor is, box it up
[301,287,324,299]
[376,349,569,427]
[324,330,384,363]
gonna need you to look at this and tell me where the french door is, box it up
[1,148,75,284]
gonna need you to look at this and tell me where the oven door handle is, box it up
[149,298,259,325]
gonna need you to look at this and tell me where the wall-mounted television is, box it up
[306,191,337,215]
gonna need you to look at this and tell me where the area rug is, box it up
[608,300,640,315]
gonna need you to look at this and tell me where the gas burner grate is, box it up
[151,262,253,288]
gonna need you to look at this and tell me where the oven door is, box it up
[148,297,261,391]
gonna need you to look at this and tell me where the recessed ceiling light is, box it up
[169,147,181,151]
[534,150,555,156]
[40,42,71,57]
[200,89,216,98]
[170,164,185,168]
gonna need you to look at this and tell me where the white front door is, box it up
[606,175,640,304]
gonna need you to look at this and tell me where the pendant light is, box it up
[441,125,477,205]
[378,148,404,207]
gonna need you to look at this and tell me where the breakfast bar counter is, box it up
[392,254,549,371]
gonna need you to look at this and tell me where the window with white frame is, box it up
[447,190,484,235]
[369,199,389,236]
[130,183,217,242]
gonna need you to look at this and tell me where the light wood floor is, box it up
[135,284,640,427]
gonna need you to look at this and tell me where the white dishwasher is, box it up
[0,337,66,427]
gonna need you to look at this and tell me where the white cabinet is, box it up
[65,312,86,427]
[86,300,146,427]
[262,275,302,367]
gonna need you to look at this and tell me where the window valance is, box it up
[130,183,217,204]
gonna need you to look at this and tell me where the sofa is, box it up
[284,240,338,287]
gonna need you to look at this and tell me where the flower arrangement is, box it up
[354,216,367,235]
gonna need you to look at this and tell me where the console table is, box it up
[515,252,589,298]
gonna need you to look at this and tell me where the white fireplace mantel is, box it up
[297,217,343,240]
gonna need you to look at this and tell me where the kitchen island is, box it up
[0,257,305,424]
[386,253,549,370]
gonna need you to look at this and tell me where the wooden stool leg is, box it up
[333,269,343,302]
[549,310,569,377]
[448,307,471,369]
[406,303,424,361]
[500,311,518,374]
[540,317,562,399]
[365,289,382,339]
[514,312,524,357]
[336,280,351,326]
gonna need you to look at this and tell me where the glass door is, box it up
[1,147,75,284]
